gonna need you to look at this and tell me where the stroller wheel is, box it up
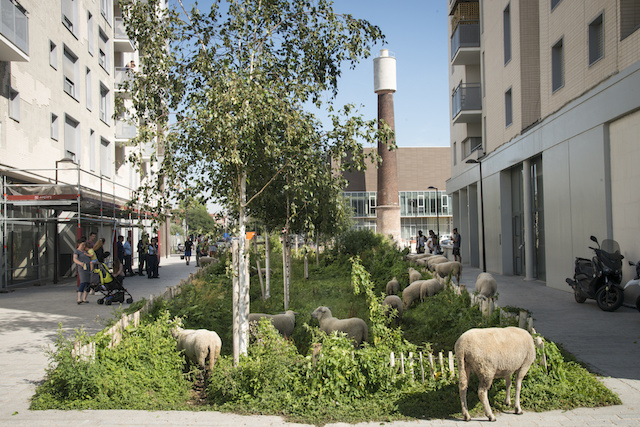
[126,297,133,304]
[97,298,104,304]
[106,299,112,305]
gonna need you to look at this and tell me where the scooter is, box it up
[622,260,640,311]
[565,235,625,312]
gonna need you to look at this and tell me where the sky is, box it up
[176,0,452,148]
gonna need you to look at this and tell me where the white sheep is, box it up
[413,257,430,268]
[475,272,498,298]
[311,306,368,347]
[386,277,400,295]
[382,295,403,325]
[171,327,222,371]
[198,256,217,267]
[427,255,449,270]
[408,267,422,284]
[248,310,296,338]
[402,280,424,309]
[435,261,463,284]
[455,327,536,422]
[419,278,445,301]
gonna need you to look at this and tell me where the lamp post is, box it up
[428,186,440,253]
[465,158,486,272]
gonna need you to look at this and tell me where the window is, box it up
[51,114,59,140]
[49,41,57,69]
[552,38,565,92]
[86,68,92,110]
[115,143,125,173]
[9,88,20,121]
[101,138,112,178]
[63,46,78,98]
[88,12,94,55]
[589,14,604,65]
[453,141,457,165]
[98,30,109,71]
[90,130,96,171]
[101,0,111,22]
[503,4,511,65]
[620,0,640,40]
[505,88,513,127]
[551,0,563,11]
[64,115,79,162]
[62,0,77,36]
[100,84,110,123]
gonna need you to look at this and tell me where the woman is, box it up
[73,238,92,304]
[112,257,125,283]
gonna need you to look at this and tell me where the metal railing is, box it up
[451,21,480,60]
[452,83,482,119]
[0,0,29,55]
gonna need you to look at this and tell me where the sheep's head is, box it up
[311,306,331,320]
[170,326,183,339]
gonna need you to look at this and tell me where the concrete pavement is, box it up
[1,256,639,426]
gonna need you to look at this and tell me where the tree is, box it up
[120,0,391,361]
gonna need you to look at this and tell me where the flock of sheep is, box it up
[169,250,538,422]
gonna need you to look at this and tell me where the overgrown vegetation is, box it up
[32,229,620,422]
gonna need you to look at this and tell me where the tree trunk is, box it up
[304,236,309,280]
[234,171,250,363]
[265,226,271,299]
[254,230,265,300]
[316,233,320,266]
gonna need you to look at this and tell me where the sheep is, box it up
[455,327,536,422]
[386,277,400,295]
[419,278,445,301]
[311,306,368,347]
[413,257,430,268]
[435,261,463,284]
[198,256,217,267]
[171,327,222,371]
[427,255,449,270]
[408,267,422,284]
[248,310,296,338]
[402,280,424,309]
[475,272,498,298]
[382,295,403,325]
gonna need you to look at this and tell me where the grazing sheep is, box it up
[475,272,498,298]
[419,278,445,301]
[414,258,431,267]
[198,256,217,267]
[427,255,449,270]
[408,267,422,284]
[382,295,403,325]
[386,277,400,295]
[455,327,536,422]
[171,327,222,371]
[402,280,424,309]
[248,310,296,338]
[435,261,463,284]
[311,306,368,347]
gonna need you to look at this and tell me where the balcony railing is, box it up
[115,66,135,89]
[462,137,483,158]
[452,83,481,119]
[451,21,479,60]
[116,118,137,140]
[113,17,134,52]
[0,0,29,58]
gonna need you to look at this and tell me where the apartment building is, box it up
[447,0,640,290]
[343,146,453,248]
[0,0,166,289]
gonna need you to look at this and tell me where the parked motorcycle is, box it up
[565,235,625,312]
[622,260,640,311]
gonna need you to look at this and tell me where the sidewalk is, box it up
[0,258,639,426]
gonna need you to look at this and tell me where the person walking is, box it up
[137,234,148,276]
[184,236,193,266]
[147,237,159,278]
[417,230,425,254]
[123,236,134,276]
[427,230,436,254]
[73,238,91,304]
[452,228,462,263]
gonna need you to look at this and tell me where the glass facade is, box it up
[399,191,452,217]
[344,192,377,218]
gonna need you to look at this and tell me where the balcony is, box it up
[0,0,29,61]
[451,21,480,66]
[113,17,134,52]
[452,83,481,124]
[115,117,137,140]
[462,136,483,159]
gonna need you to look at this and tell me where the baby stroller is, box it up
[91,253,134,305]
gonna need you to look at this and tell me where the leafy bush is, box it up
[31,312,191,410]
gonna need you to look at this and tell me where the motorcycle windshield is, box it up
[599,239,623,270]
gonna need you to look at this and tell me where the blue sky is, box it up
[176,0,451,148]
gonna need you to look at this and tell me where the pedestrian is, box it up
[123,236,134,276]
[417,230,425,254]
[427,230,436,254]
[93,237,106,262]
[73,238,91,304]
[195,235,202,267]
[117,235,125,264]
[137,234,148,275]
[113,256,125,283]
[147,237,159,278]
[452,228,462,263]
[184,236,193,266]
[87,231,97,249]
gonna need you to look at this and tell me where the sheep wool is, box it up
[408,267,422,284]
[311,306,368,347]
[386,277,400,295]
[382,295,403,325]
[427,255,449,270]
[402,280,425,309]
[475,272,498,298]
[248,310,296,338]
[172,327,222,371]
[434,261,463,284]
[419,278,445,301]
[455,327,536,422]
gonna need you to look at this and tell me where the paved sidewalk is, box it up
[0,257,639,426]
